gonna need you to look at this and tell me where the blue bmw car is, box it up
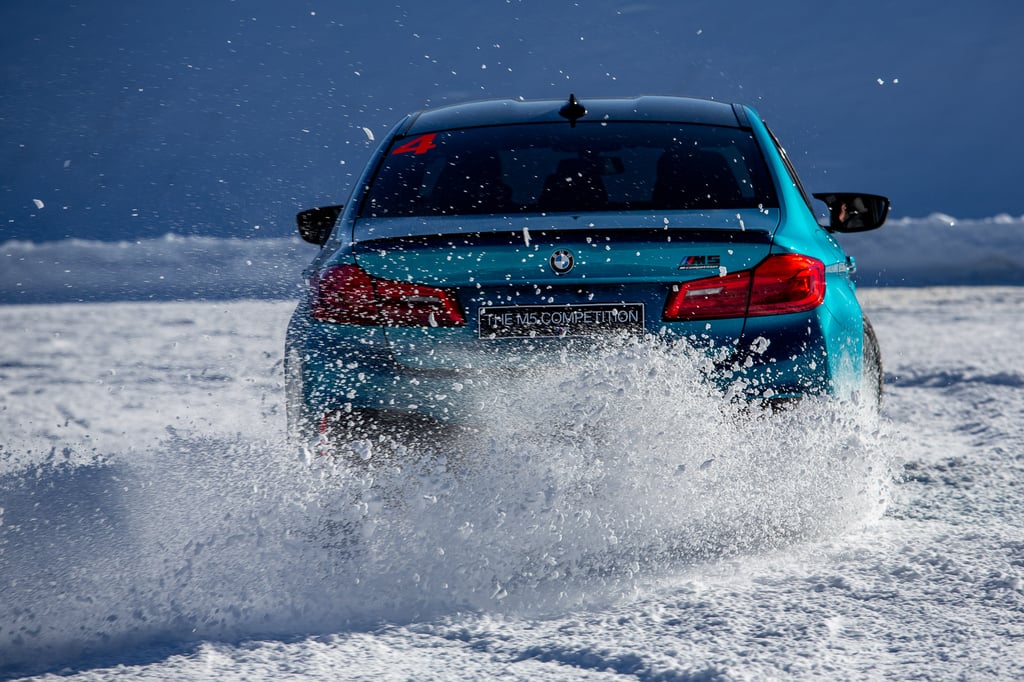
[285,95,888,447]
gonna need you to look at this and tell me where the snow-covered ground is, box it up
[1,282,1022,679]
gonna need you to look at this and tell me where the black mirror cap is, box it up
[296,205,343,245]
[813,193,890,233]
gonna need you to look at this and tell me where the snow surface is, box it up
[2,199,1022,680]
[1,284,1022,680]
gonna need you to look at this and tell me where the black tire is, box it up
[862,314,883,411]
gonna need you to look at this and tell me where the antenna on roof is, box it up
[559,93,587,127]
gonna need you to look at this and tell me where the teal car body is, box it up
[285,96,888,445]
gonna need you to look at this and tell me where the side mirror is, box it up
[296,205,343,245]
[812,193,890,233]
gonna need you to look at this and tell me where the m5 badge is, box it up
[678,255,721,270]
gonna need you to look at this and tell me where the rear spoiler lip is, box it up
[352,208,781,247]
[353,227,772,253]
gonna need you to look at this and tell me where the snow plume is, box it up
[0,338,891,675]
[0,438,334,673]
[322,336,892,614]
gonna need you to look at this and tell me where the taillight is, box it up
[311,264,465,327]
[311,264,378,325]
[746,253,826,316]
[663,270,753,321]
[663,254,825,321]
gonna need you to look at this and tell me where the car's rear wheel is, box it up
[862,314,883,412]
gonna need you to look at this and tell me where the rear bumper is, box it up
[286,299,859,444]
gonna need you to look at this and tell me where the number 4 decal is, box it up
[391,133,438,156]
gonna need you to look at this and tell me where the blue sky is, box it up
[2,0,1021,243]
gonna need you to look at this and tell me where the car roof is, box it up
[403,95,748,134]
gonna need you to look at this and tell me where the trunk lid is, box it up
[351,210,779,369]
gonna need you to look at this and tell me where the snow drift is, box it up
[2,214,1023,305]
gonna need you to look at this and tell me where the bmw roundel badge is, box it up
[550,249,575,275]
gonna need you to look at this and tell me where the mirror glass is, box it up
[813,193,890,233]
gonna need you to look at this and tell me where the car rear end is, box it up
[286,97,859,444]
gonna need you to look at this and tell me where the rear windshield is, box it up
[360,122,777,218]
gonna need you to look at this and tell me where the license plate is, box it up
[478,303,645,339]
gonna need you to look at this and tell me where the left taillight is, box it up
[663,253,825,321]
[310,264,466,327]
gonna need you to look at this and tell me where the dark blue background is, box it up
[2,0,1020,243]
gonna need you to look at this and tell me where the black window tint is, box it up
[361,122,778,218]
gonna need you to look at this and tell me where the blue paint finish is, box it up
[286,96,887,443]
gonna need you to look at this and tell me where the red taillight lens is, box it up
[747,253,826,316]
[663,254,825,321]
[311,264,379,324]
[311,264,465,327]
[663,269,753,321]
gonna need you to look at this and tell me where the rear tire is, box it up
[862,314,883,412]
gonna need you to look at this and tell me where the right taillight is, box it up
[746,253,825,316]
[663,253,825,321]
[311,264,465,327]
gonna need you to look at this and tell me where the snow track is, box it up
[1,289,1022,680]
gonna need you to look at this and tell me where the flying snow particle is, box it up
[362,127,375,141]
[32,199,44,209]
[877,78,885,85]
